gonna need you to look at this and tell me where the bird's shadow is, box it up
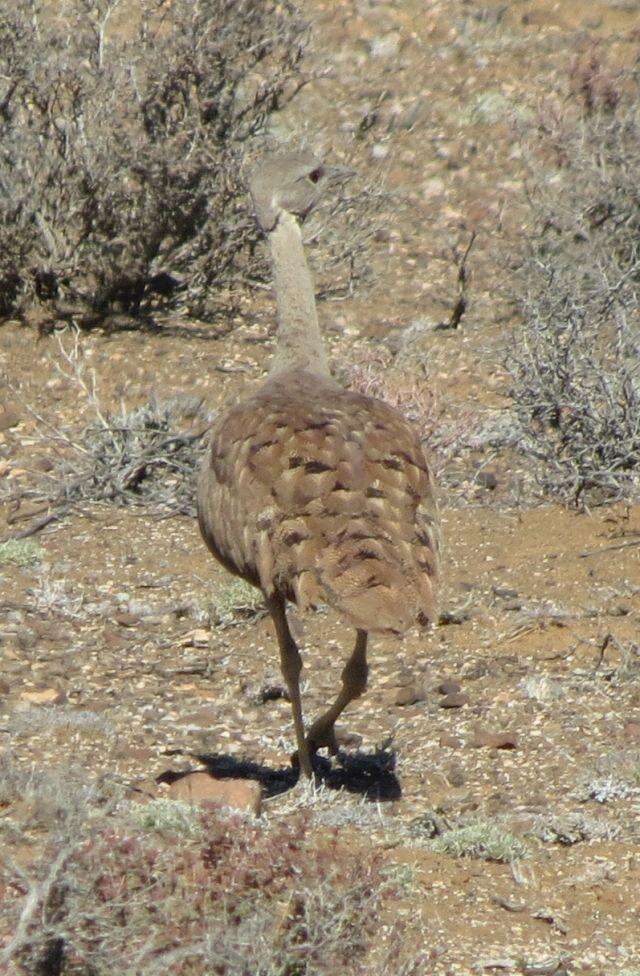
[157,745,401,802]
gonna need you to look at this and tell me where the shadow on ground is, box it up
[157,746,401,801]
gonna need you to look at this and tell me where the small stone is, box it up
[438,608,472,625]
[0,406,21,431]
[20,687,66,706]
[437,679,461,696]
[477,469,498,489]
[439,733,461,749]
[115,612,140,628]
[473,730,519,750]
[492,586,519,599]
[168,773,261,816]
[439,692,469,709]
[394,682,427,706]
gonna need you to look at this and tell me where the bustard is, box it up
[197,151,440,778]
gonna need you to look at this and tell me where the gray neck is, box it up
[267,211,329,376]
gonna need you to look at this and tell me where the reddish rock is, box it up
[472,730,518,750]
[168,773,261,816]
[394,682,427,706]
[115,612,140,628]
[439,692,469,709]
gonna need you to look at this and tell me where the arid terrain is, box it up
[1,2,640,974]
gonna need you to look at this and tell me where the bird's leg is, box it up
[305,630,368,756]
[267,594,313,779]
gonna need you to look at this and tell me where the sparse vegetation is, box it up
[509,51,640,505]
[0,0,309,330]
[0,761,401,976]
[430,820,529,863]
[0,539,42,566]
[210,576,266,627]
[17,330,210,515]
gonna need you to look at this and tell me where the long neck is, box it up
[266,211,329,376]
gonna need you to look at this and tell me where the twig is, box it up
[2,512,60,543]
[435,230,477,331]
[579,539,640,558]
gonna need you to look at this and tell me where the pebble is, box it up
[394,682,427,706]
[20,687,66,706]
[439,692,469,709]
[168,772,261,816]
[115,612,140,628]
[473,730,519,749]
[477,469,498,489]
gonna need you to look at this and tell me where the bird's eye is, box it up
[308,167,324,184]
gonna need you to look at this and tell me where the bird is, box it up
[197,150,440,779]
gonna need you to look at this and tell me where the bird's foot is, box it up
[290,725,339,767]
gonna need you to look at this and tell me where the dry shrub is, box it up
[9,330,210,516]
[0,0,308,330]
[509,50,640,505]
[0,774,401,976]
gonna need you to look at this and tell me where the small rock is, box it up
[168,772,261,816]
[473,730,518,750]
[477,469,498,489]
[257,684,290,704]
[115,612,140,628]
[394,682,427,706]
[437,678,461,696]
[20,687,66,706]
[439,608,472,625]
[439,733,461,749]
[439,692,469,709]
[0,405,21,431]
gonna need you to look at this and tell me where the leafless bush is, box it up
[18,330,210,515]
[509,53,640,505]
[0,760,401,976]
[0,0,309,330]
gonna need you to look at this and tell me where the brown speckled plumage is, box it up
[198,369,439,634]
[197,151,440,777]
